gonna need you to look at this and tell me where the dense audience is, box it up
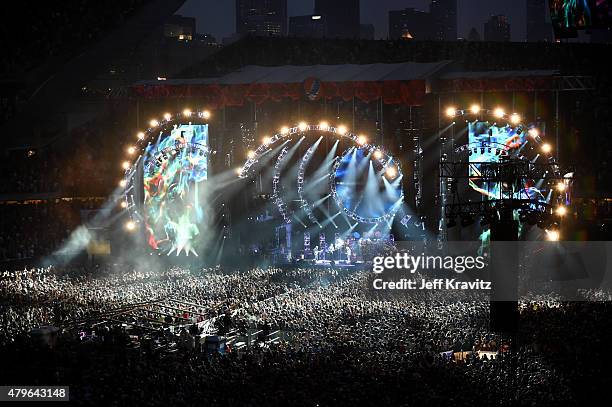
[1,264,610,406]
[0,265,339,345]
[0,20,611,406]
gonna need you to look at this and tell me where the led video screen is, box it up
[468,122,544,204]
[550,0,612,36]
[550,0,594,31]
[142,124,208,256]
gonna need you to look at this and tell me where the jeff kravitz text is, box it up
[372,278,491,290]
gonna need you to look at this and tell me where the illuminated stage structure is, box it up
[238,122,404,265]
[439,106,574,332]
[440,106,572,238]
[121,110,212,257]
[125,59,596,266]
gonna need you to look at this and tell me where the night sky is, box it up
[177,0,531,42]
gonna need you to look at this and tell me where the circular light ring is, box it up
[450,105,558,173]
[122,109,212,224]
[448,107,551,163]
[296,142,320,224]
[450,110,568,213]
[272,146,292,224]
[128,110,212,156]
[239,123,369,178]
[448,107,533,136]
[450,107,517,122]
[245,124,398,226]
[329,146,404,224]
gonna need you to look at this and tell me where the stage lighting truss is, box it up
[329,146,404,224]
[272,146,292,224]
[453,142,510,159]
[296,142,319,224]
[446,106,523,123]
[238,123,370,179]
[442,107,574,231]
[238,122,404,226]
[120,109,212,226]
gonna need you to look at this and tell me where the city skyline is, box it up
[178,0,533,42]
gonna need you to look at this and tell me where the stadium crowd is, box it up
[1,264,610,406]
[0,10,610,406]
[0,265,341,345]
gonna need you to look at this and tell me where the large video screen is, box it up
[550,0,594,31]
[468,122,544,203]
[142,124,208,256]
[550,0,612,36]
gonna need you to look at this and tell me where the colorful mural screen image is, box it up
[142,124,209,256]
[468,122,545,204]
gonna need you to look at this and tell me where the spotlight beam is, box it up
[312,194,331,206]
[292,213,307,228]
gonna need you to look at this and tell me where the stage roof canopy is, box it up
[130,62,562,107]
[135,61,454,86]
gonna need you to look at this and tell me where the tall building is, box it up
[195,33,218,46]
[164,15,196,41]
[467,27,481,41]
[235,0,287,37]
[484,15,511,42]
[526,0,552,42]
[430,0,457,41]
[389,8,434,40]
[360,24,375,40]
[314,0,360,38]
[289,15,327,38]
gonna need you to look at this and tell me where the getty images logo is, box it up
[372,252,486,274]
